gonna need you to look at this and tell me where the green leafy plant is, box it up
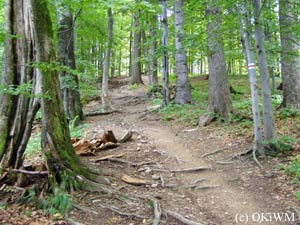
[264,136,297,156]
[278,107,300,119]
[128,83,139,90]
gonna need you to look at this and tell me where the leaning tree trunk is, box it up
[174,0,193,104]
[58,7,84,123]
[0,0,40,173]
[162,0,170,106]
[199,0,232,126]
[101,7,113,111]
[279,0,300,108]
[31,0,98,187]
[131,7,143,85]
[240,0,264,156]
[252,0,276,140]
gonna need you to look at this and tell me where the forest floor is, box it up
[1,76,299,225]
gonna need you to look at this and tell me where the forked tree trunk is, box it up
[252,0,276,140]
[101,8,113,111]
[174,0,193,104]
[279,0,300,108]
[162,0,170,106]
[31,0,96,186]
[201,0,232,124]
[131,7,143,84]
[0,0,40,172]
[58,7,84,123]
[240,0,264,156]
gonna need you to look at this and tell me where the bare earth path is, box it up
[71,79,299,225]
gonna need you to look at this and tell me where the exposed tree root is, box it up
[198,113,216,127]
[185,179,207,188]
[64,215,85,225]
[194,185,219,190]
[151,198,162,225]
[72,203,98,215]
[165,210,205,225]
[98,203,149,219]
[6,169,48,176]
[201,147,230,158]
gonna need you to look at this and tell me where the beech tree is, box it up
[174,0,193,105]
[131,2,143,84]
[252,0,276,140]
[162,0,170,106]
[279,0,300,108]
[199,0,232,126]
[101,7,113,111]
[57,6,84,122]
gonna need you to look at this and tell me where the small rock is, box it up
[151,183,158,188]
[152,175,160,180]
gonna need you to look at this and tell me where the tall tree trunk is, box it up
[31,0,97,187]
[174,0,193,104]
[58,7,84,123]
[240,0,264,156]
[279,0,300,108]
[0,0,40,172]
[101,8,113,111]
[150,15,158,84]
[252,0,276,140]
[141,29,151,82]
[131,7,143,84]
[203,0,232,122]
[162,0,170,106]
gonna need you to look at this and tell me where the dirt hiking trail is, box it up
[70,77,299,225]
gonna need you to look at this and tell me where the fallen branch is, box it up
[170,166,211,173]
[99,203,148,219]
[182,128,198,133]
[201,147,230,158]
[194,185,219,190]
[166,210,204,225]
[85,110,121,117]
[91,153,124,162]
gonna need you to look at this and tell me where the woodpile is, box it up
[72,130,132,156]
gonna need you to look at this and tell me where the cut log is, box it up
[97,142,120,151]
[102,130,118,144]
[119,130,133,143]
[73,138,94,156]
[170,166,211,173]
[121,175,151,185]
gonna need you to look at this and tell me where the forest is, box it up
[0,0,300,224]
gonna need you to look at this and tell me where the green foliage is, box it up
[25,132,41,157]
[48,189,71,215]
[70,123,88,138]
[264,136,297,156]
[285,156,300,192]
[278,107,300,119]
[128,83,140,90]
[160,101,205,125]
[0,82,34,97]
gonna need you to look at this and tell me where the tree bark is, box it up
[150,15,158,85]
[58,7,84,123]
[101,8,113,111]
[240,0,264,155]
[131,6,143,85]
[0,0,40,171]
[31,0,94,187]
[252,0,276,140]
[162,0,170,106]
[174,0,193,105]
[205,0,232,120]
[279,0,300,108]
